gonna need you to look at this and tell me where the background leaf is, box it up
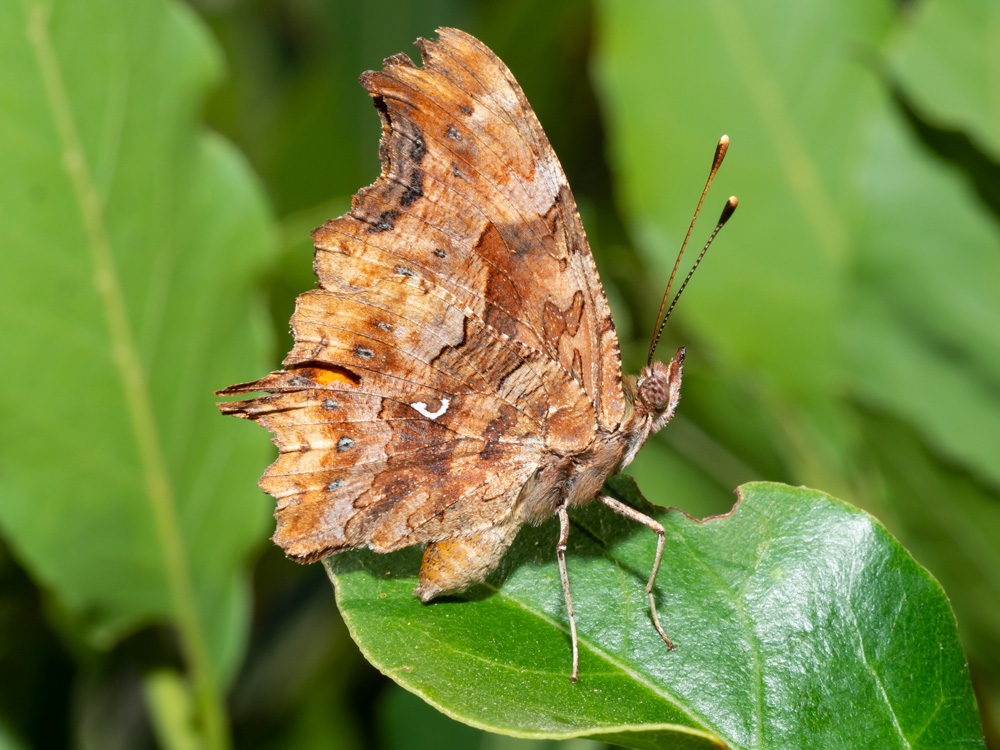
[0,0,275,743]
[328,481,982,749]
[887,0,1000,159]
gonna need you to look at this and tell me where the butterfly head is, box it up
[617,347,684,470]
[636,346,685,431]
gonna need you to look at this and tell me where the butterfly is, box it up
[217,27,735,681]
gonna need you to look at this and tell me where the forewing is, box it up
[313,27,625,431]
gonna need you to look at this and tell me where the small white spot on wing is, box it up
[411,397,450,420]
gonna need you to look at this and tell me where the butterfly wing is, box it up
[219,28,623,570]
[314,27,625,430]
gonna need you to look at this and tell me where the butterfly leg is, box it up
[596,494,676,651]
[556,504,580,682]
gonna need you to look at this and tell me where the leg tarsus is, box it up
[596,493,675,650]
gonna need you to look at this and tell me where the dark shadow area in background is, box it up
[0,544,210,750]
[889,82,1000,222]
[230,545,384,750]
[0,547,75,749]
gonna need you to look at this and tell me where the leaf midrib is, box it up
[22,2,226,746]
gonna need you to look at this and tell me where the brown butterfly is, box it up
[217,27,735,681]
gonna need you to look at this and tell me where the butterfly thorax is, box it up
[515,346,686,528]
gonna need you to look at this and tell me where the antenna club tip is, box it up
[719,196,738,223]
[713,136,730,168]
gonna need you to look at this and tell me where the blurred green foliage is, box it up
[0,0,997,747]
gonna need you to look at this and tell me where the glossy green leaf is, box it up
[327,481,983,749]
[0,0,276,740]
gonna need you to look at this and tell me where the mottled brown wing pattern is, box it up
[312,27,624,430]
[218,27,625,568]
[220,370,540,562]
[218,270,594,561]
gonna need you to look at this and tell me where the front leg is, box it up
[596,493,676,650]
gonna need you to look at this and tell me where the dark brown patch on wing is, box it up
[398,167,424,207]
[480,404,519,462]
[365,209,401,233]
[543,290,585,345]
[571,348,584,385]
[477,226,522,339]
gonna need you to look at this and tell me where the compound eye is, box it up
[639,373,671,413]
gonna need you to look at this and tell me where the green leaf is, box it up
[326,481,983,749]
[0,0,276,742]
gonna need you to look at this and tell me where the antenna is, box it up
[647,135,736,365]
